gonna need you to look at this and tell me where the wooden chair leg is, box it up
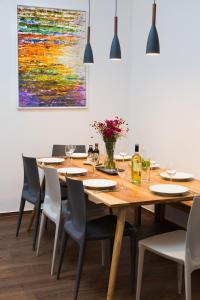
[27,208,36,232]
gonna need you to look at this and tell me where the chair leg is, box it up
[32,202,41,251]
[185,264,192,300]
[177,263,183,294]
[136,244,145,300]
[36,212,46,256]
[57,230,68,280]
[27,208,36,232]
[51,222,61,276]
[101,240,107,267]
[73,240,86,300]
[130,233,137,291]
[16,198,25,237]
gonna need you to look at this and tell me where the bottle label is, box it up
[132,162,142,172]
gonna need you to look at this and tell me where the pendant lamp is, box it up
[146,0,160,55]
[110,0,121,60]
[83,0,94,64]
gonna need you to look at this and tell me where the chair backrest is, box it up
[52,144,86,157]
[43,167,62,213]
[186,197,200,261]
[66,178,86,236]
[22,155,41,201]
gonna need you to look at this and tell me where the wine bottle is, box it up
[131,144,142,184]
[88,145,93,159]
[93,143,100,162]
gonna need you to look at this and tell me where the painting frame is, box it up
[17,5,88,110]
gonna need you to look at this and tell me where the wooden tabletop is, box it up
[38,158,200,208]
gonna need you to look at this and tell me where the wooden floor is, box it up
[0,206,200,300]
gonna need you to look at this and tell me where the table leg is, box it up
[135,206,142,225]
[154,204,165,223]
[27,208,36,232]
[107,207,126,300]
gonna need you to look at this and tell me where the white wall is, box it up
[130,0,200,226]
[0,0,132,212]
[130,0,200,178]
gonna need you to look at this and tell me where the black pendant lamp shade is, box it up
[83,0,94,64]
[110,0,121,60]
[146,2,160,55]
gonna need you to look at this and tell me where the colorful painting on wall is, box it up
[17,6,86,108]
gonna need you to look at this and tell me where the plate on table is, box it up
[37,157,64,164]
[160,172,193,181]
[71,153,88,159]
[83,179,117,190]
[114,154,131,161]
[149,184,189,196]
[57,167,87,175]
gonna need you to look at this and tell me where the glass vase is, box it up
[104,139,116,170]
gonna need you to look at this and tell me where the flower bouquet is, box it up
[91,117,129,169]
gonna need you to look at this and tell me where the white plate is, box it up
[114,154,132,161]
[57,167,87,175]
[71,153,88,159]
[37,157,64,164]
[160,172,193,181]
[83,179,117,189]
[149,184,189,195]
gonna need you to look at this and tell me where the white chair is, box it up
[36,167,68,276]
[136,197,200,300]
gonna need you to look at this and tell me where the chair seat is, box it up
[86,215,136,240]
[140,230,186,262]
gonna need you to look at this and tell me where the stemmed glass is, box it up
[65,145,76,164]
[166,168,176,181]
[88,154,98,176]
[116,163,126,190]
[119,152,127,164]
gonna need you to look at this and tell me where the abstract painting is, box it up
[17,6,86,108]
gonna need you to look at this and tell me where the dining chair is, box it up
[136,196,200,300]
[56,178,137,300]
[52,144,86,157]
[36,167,68,276]
[16,155,43,251]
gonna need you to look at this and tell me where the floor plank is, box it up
[0,207,200,299]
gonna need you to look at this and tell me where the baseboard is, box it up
[0,210,33,217]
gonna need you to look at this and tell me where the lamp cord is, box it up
[89,0,91,26]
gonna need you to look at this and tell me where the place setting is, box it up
[149,166,194,196]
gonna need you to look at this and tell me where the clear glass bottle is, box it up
[93,143,100,163]
[88,144,93,159]
[131,144,142,184]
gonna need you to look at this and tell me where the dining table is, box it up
[38,157,200,300]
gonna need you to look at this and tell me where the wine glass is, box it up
[88,154,98,176]
[69,145,76,162]
[65,145,71,162]
[116,163,126,190]
[119,151,127,164]
[166,168,176,181]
